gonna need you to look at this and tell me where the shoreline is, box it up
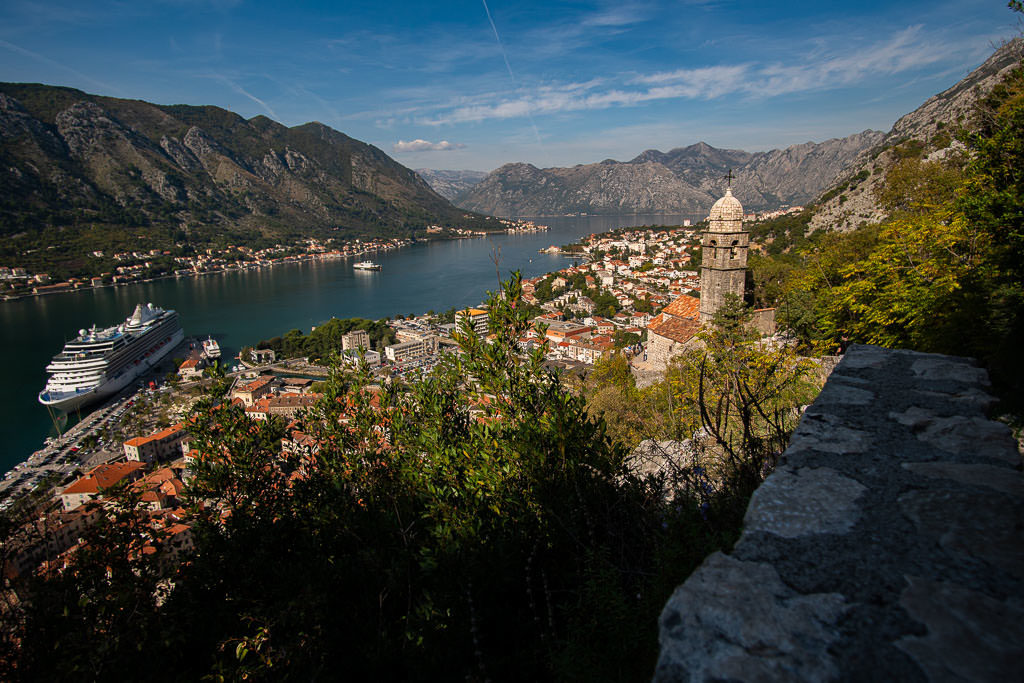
[3,215,654,488]
[0,232,498,304]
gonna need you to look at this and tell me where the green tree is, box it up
[666,295,820,494]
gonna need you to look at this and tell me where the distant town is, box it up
[0,217,547,301]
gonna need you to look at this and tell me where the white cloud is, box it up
[416,25,962,126]
[392,139,466,152]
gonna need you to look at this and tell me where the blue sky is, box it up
[0,1,1017,171]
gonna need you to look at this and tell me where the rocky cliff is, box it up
[0,84,480,241]
[457,41,1023,222]
[808,39,1024,232]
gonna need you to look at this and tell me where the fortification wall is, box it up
[655,344,1023,682]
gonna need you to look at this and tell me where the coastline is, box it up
[0,232,495,304]
[3,213,667,483]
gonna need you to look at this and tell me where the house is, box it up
[123,423,188,464]
[251,348,276,364]
[385,336,437,363]
[132,467,186,511]
[178,356,205,380]
[60,461,147,511]
[566,337,614,364]
[455,308,490,334]
[232,377,275,406]
[645,294,702,371]
[590,317,615,335]
[540,320,592,344]
[341,329,370,351]
[267,393,322,419]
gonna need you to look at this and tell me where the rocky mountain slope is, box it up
[0,84,483,242]
[415,169,487,201]
[806,38,1024,232]
[455,133,885,217]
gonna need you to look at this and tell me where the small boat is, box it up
[353,261,382,271]
[202,336,221,359]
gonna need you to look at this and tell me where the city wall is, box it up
[655,344,1023,681]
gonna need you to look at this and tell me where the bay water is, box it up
[0,214,700,473]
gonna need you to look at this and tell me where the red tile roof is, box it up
[124,423,185,448]
[63,461,146,495]
[648,312,701,345]
[662,294,701,319]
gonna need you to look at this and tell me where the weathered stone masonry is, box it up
[655,344,1024,682]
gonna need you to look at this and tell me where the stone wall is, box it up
[655,344,1023,682]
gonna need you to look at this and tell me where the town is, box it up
[0,215,548,300]
[0,216,716,576]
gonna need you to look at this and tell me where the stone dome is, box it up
[708,188,744,223]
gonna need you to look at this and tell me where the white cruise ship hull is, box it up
[39,306,184,414]
[38,369,134,413]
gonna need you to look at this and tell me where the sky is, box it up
[0,0,1018,171]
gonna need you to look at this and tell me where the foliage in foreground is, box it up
[0,275,809,682]
[583,296,822,493]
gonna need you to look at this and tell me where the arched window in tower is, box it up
[730,240,739,259]
[709,239,717,260]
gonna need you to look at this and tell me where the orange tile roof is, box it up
[648,312,701,345]
[63,461,146,495]
[661,294,701,319]
[124,423,185,448]
[246,397,272,412]
[241,377,274,392]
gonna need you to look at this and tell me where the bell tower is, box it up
[699,180,748,324]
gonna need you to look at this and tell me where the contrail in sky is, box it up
[0,39,123,95]
[480,0,547,161]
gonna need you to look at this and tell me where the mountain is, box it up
[415,169,488,201]
[455,133,885,218]
[457,41,1024,221]
[0,84,484,245]
[808,38,1024,232]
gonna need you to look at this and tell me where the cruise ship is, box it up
[39,303,184,413]
[353,260,381,270]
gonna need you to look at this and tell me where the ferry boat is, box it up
[353,261,382,271]
[38,303,184,413]
[202,336,221,359]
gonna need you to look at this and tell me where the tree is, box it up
[666,295,820,495]
[4,275,793,681]
[613,330,641,349]
[876,157,964,216]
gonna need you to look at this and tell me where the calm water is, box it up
[0,214,700,473]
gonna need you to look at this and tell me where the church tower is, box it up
[699,185,748,324]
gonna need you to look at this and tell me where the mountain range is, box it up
[450,132,884,217]
[436,39,1022,221]
[413,169,488,201]
[0,84,482,245]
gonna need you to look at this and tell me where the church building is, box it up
[645,185,753,371]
